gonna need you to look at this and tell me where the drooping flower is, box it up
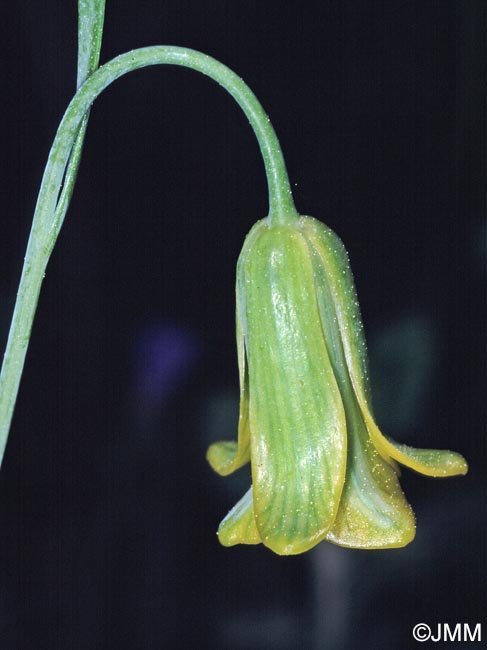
[207,215,467,555]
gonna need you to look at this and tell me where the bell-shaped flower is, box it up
[207,215,467,555]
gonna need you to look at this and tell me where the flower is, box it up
[207,215,468,555]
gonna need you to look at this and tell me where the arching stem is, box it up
[0,46,298,468]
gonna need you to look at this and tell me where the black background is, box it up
[0,2,485,649]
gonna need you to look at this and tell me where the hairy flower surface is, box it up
[207,216,467,555]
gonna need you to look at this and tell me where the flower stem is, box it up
[55,0,105,237]
[0,1,106,468]
[52,0,106,229]
[0,46,297,469]
[57,47,298,235]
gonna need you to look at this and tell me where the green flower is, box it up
[207,215,467,555]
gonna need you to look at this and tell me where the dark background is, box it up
[0,1,486,649]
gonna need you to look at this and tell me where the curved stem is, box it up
[0,46,298,469]
[50,46,297,238]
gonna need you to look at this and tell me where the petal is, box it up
[302,216,468,478]
[301,220,415,547]
[217,487,261,547]
[239,222,347,555]
[206,284,251,476]
[326,390,416,549]
[360,419,468,477]
[300,216,374,407]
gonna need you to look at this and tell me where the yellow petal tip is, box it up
[207,441,242,476]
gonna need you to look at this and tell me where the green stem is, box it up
[0,2,107,469]
[77,0,105,89]
[0,1,106,466]
[54,47,297,236]
[0,46,297,469]
[53,0,106,230]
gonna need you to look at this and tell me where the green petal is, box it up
[206,283,251,476]
[302,216,468,478]
[353,355,468,477]
[239,222,347,555]
[363,430,468,477]
[300,220,415,548]
[300,216,374,406]
[326,393,416,549]
[217,487,261,547]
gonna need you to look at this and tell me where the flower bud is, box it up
[207,215,467,555]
